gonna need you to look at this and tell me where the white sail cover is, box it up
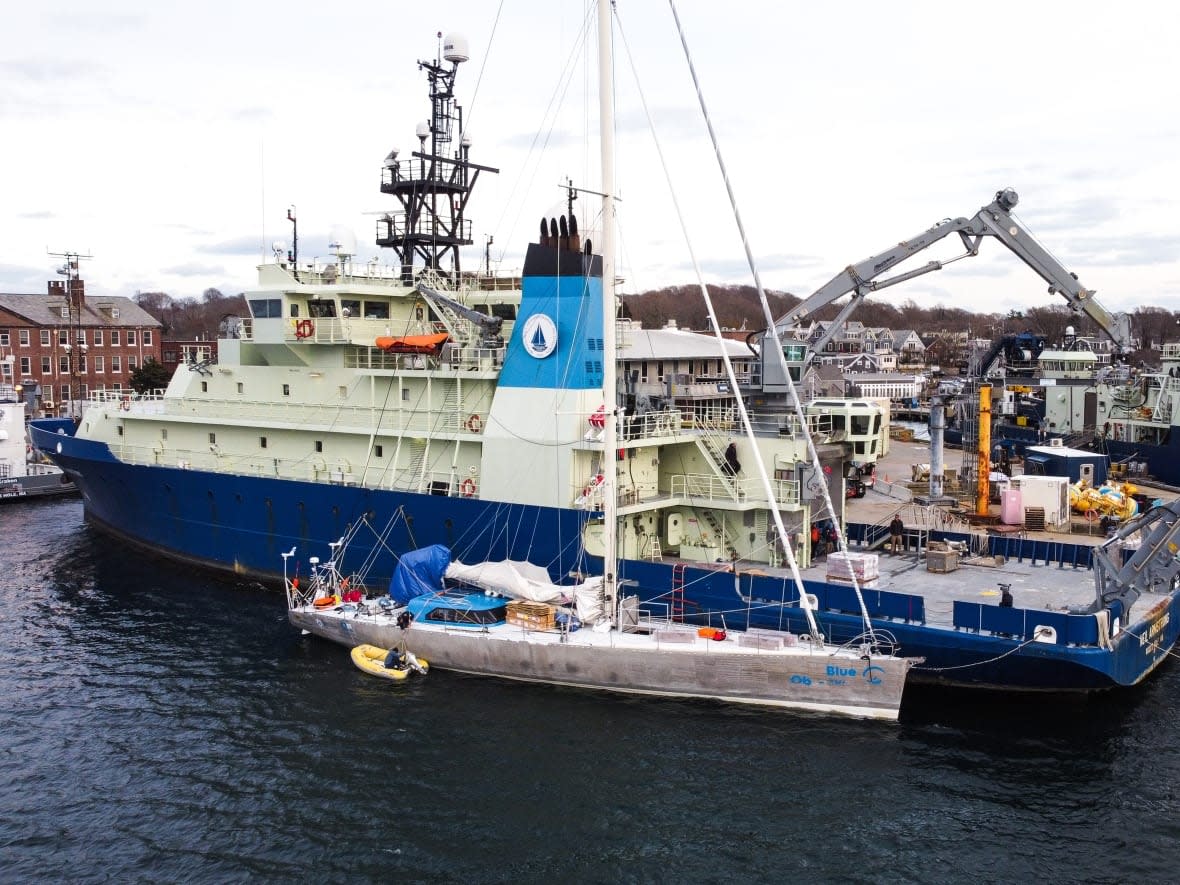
[445,559,597,604]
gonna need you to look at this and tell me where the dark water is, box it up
[4,499,1180,884]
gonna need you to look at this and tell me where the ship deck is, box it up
[794,546,1168,632]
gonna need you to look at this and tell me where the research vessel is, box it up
[31,22,1180,694]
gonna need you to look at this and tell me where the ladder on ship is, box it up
[671,563,686,622]
[647,535,662,561]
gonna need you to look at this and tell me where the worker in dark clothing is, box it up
[999,584,1013,607]
[888,515,905,554]
[723,442,741,476]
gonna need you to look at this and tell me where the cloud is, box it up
[1059,233,1180,267]
[194,237,264,257]
[0,58,103,83]
[161,262,228,278]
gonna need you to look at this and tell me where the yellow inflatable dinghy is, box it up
[350,644,429,681]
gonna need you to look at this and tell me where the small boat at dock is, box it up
[350,643,429,681]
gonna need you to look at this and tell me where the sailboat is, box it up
[286,4,917,719]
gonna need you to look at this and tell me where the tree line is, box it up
[624,284,1179,360]
[134,288,249,340]
[131,282,1179,365]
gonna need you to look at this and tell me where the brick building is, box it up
[160,338,218,375]
[0,278,162,417]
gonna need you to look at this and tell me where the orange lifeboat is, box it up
[374,333,450,355]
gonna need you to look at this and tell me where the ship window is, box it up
[338,386,347,398]
[490,304,516,321]
[249,299,282,318]
[424,604,507,625]
[282,384,290,396]
[363,301,389,319]
[237,382,244,394]
[209,432,216,444]
[201,381,208,392]
[402,389,409,401]
[308,299,337,318]
[117,426,123,436]
[315,440,323,453]
[375,445,383,457]
[341,299,361,317]
[289,304,300,317]
[260,436,268,449]
[161,428,168,440]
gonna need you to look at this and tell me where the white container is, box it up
[1009,475,1069,526]
[1000,489,1023,525]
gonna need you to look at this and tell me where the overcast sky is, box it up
[3,1,1177,320]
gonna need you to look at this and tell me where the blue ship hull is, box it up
[32,418,1180,693]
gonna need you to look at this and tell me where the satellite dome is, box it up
[328,225,358,258]
[443,33,469,64]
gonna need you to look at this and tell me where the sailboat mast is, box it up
[598,0,618,614]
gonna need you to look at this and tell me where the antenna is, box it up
[286,206,299,282]
[377,31,498,283]
[46,249,93,421]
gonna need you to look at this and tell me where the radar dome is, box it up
[443,33,469,63]
[328,226,358,258]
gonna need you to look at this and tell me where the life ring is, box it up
[119,397,131,411]
[1085,509,1098,523]
[466,414,483,433]
[295,319,315,339]
[460,477,477,498]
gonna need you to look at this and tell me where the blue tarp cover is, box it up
[389,545,452,604]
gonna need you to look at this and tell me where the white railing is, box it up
[108,392,488,436]
[670,473,799,506]
[108,438,481,496]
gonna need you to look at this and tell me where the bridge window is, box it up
[249,299,282,318]
[363,301,390,319]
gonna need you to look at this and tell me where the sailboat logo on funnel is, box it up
[521,314,558,359]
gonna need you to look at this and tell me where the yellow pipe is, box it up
[976,384,992,516]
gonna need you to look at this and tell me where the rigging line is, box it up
[663,0,880,646]
[913,628,1054,672]
[490,4,596,265]
[460,0,506,139]
[614,6,819,642]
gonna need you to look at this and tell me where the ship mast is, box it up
[598,0,619,614]
[376,32,499,284]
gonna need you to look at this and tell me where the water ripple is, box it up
[4,499,1180,882]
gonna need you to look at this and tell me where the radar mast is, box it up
[376,31,499,283]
